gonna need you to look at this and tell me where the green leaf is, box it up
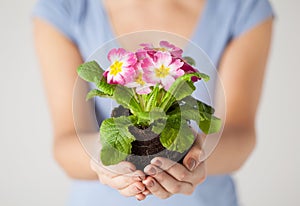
[100,143,129,166]
[86,89,111,101]
[199,114,222,134]
[160,73,201,111]
[197,72,210,82]
[145,85,160,111]
[167,97,222,135]
[113,86,142,114]
[159,116,194,153]
[151,119,167,134]
[182,96,215,114]
[149,107,167,121]
[182,56,196,66]
[96,78,116,96]
[77,61,104,83]
[167,73,199,100]
[136,107,166,124]
[100,116,136,166]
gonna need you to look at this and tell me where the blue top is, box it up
[32,0,274,205]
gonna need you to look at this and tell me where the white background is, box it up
[0,0,299,205]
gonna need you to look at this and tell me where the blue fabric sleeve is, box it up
[32,0,77,43]
[232,0,275,38]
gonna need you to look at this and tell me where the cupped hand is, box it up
[90,160,149,200]
[142,136,206,199]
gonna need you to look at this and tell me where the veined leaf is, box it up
[166,73,197,100]
[145,85,160,111]
[182,56,196,66]
[159,116,194,153]
[151,119,167,134]
[198,114,222,134]
[77,61,104,83]
[96,78,116,96]
[167,97,222,135]
[86,89,111,101]
[114,86,142,114]
[136,107,167,126]
[100,116,136,166]
[182,96,215,114]
[101,143,129,166]
[160,73,210,111]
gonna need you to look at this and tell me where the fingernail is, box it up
[135,186,143,192]
[147,180,154,188]
[143,190,150,195]
[134,176,142,181]
[188,158,196,171]
[147,167,156,175]
[153,159,162,167]
[135,187,140,193]
[136,175,146,181]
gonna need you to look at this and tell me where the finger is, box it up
[106,161,137,176]
[189,161,207,185]
[119,181,145,197]
[90,160,136,178]
[152,157,206,186]
[142,176,172,199]
[100,170,145,190]
[183,136,204,171]
[142,189,151,196]
[150,157,194,183]
[91,160,145,190]
[144,165,193,195]
[135,193,146,201]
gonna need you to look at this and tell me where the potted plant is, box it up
[77,41,221,170]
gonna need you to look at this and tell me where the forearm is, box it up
[53,132,99,180]
[206,126,256,175]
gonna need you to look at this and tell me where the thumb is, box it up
[183,134,205,172]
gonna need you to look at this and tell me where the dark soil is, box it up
[111,105,189,170]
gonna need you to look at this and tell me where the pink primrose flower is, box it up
[143,51,184,90]
[103,48,137,85]
[125,63,154,95]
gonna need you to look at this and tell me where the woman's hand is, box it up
[142,136,206,199]
[90,160,149,200]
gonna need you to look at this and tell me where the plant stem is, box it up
[138,94,145,111]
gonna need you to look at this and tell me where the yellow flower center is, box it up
[155,64,170,78]
[156,47,167,52]
[136,73,145,86]
[109,61,123,76]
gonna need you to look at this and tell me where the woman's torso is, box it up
[33,0,274,205]
[101,0,206,40]
[69,1,238,205]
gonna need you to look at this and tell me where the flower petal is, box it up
[169,59,184,71]
[125,81,140,88]
[180,61,198,73]
[172,69,185,78]
[140,43,154,49]
[159,41,183,57]
[106,73,114,84]
[159,41,176,50]
[107,48,127,62]
[120,67,135,83]
[136,86,152,95]
[112,74,126,85]
[161,75,175,90]
[144,69,160,84]
[154,51,172,67]
[121,52,137,67]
